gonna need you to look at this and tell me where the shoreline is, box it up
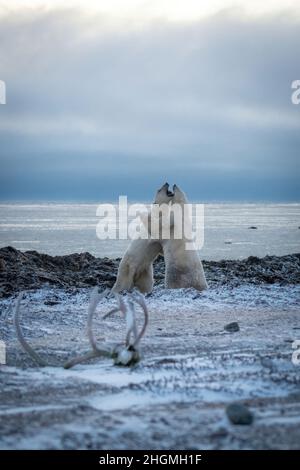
[0,246,299,298]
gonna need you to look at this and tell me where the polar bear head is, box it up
[154,182,174,205]
[154,183,188,206]
[149,183,191,242]
[172,184,188,206]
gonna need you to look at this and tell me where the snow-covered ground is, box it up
[1,284,300,449]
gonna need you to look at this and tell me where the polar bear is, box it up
[113,183,207,293]
[112,236,162,294]
[151,183,208,291]
[112,183,174,294]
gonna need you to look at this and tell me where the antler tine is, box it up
[131,292,149,348]
[111,293,136,347]
[102,307,120,320]
[115,293,127,314]
[102,292,127,320]
[63,350,105,369]
[123,299,137,347]
[108,293,139,348]
[87,287,110,354]
[14,293,46,367]
[130,300,139,344]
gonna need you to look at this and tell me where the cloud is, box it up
[0,7,299,200]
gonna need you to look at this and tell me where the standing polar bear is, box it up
[151,183,208,291]
[111,237,161,294]
[112,183,208,293]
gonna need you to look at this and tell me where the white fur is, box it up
[152,183,208,291]
[112,237,161,293]
[113,183,208,293]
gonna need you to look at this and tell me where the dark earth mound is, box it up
[0,246,299,297]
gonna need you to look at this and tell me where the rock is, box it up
[44,300,61,306]
[224,322,240,333]
[226,403,253,425]
[0,257,5,271]
[246,255,260,264]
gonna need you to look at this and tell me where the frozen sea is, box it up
[0,203,299,260]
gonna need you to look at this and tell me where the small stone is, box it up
[224,322,240,333]
[210,427,228,438]
[44,300,60,306]
[226,403,253,425]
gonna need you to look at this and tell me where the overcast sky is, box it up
[0,0,299,201]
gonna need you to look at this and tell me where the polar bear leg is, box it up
[112,260,135,293]
[165,265,208,291]
[163,247,208,291]
[134,265,154,294]
[112,237,161,294]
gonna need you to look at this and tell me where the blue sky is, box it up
[0,1,299,201]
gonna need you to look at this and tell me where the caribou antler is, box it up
[14,287,149,369]
[14,293,47,367]
[66,290,150,367]
[14,288,110,368]
[86,287,112,354]
[131,291,149,348]
[106,291,149,366]
[103,292,149,348]
[64,287,111,369]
